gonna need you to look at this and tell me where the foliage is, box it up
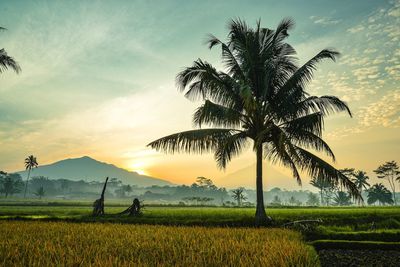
[333,191,352,206]
[231,187,247,206]
[34,186,45,199]
[23,155,38,198]
[0,221,319,266]
[0,173,24,197]
[0,27,21,74]
[374,161,400,205]
[367,183,393,205]
[148,18,359,224]
[306,192,320,206]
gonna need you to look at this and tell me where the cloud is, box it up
[309,15,342,25]
[347,25,364,33]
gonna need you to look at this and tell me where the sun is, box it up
[129,161,148,176]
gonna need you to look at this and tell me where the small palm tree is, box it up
[374,161,399,205]
[148,18,360,225]
[0,27,21,74]
[333,191,352,206]
[23,155,38,198]
[34,186,45,199]
[231,187,247,206]
[352,170,370,195]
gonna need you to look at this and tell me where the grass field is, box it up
[1,204,399,229]
[1,202,400,266]
[0,221,319,267]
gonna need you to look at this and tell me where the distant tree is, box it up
[306,192,320,206]
[23,155,38,198]
[271,195,282,206]
[352,170,370,196]
[374,161,399,205]
[288,196,299,206]
[231,187,247,206]
[0,27,21,74]
[34,186,45,199]
[0,173,24,197]
[196,177,217,190]
[333,191,352,206]
[199,197,214,205]
[367,183,393,206]
[147,18,359,225]
[60,179,69,194]
[310,176,335,205]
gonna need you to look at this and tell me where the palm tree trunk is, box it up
[23,169,31,198]
[255,146,268,226]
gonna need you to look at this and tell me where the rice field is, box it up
[0,221,319,267]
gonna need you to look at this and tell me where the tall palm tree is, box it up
[148,18,360,225]
[23,155,38,198]
[352,170,370,195]
[0,27,21,74]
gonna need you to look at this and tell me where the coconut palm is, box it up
[367,183,393,206]
[231,187,247,206]
[23,155,38,198]
[148,18,360,225]
[0,27,21,74]
[352,170,370,195]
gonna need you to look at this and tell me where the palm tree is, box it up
[352,170,370,195]
[148,18,360,225]
[374,161,399,205]
[310,175,335,206]
[367,183,393,206]
[0,27,21,74]
[231,187,247,206]
[333,191,352,206]
[34,186,45,199]
[23,155,38,198]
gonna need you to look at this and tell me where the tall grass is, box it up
[0,221,319,266]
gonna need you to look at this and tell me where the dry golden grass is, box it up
[0,221,319,266]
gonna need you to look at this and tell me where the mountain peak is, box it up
[17,156,173,187]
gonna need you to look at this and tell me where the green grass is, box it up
[310,240,400,251]
[1,204,399,228]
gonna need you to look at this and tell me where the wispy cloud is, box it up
[309,15,342,25]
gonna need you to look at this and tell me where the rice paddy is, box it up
[0,221,319,267]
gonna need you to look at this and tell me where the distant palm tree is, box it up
[148,18,360,225]
[352,170,370,195]
[333,191,352,206]
[374,161,399,205]
[310,175,335,206]
[23,155,38,198]
[231,187,247,206]
[0,27,21,74]
[367,183,393,206]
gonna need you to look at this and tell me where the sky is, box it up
[0,0,399,190]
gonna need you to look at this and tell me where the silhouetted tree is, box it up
[231,187,247,206]
[367,183,393,206]
[352,170,370,196]
[0,27,21,74]
[148,18,359,225]
[23,155,38,198]
[270,195,282,206]
[0,172,24,197]
[310,176,336,205]
[333,191,352,206]
[374,161,399,205]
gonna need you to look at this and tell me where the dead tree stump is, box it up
[92,177,109,216]
[119,198,142,216]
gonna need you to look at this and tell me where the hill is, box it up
[17,156,173,187]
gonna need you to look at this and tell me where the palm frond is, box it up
[147,128,239,154]
[299,96,352,117]
[214,131,249,169]
[0,48,21,74]
[193,100,245,128]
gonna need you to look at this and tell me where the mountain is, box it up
[17,156,173,187]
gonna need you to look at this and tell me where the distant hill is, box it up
[16,156,173,187]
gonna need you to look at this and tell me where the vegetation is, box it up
[367,183,393,205]
[0,221,319,267]
[0,27,21,74]
[34,186,45,199]
[374,161,400,205]
[0,172,24,197]
[23,155,38,198]
[231,187,247,206]
[148,18,360,225]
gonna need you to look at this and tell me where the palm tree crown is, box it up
[0,27,21,74]
[23,155,38,198]
[148,18,361,224]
